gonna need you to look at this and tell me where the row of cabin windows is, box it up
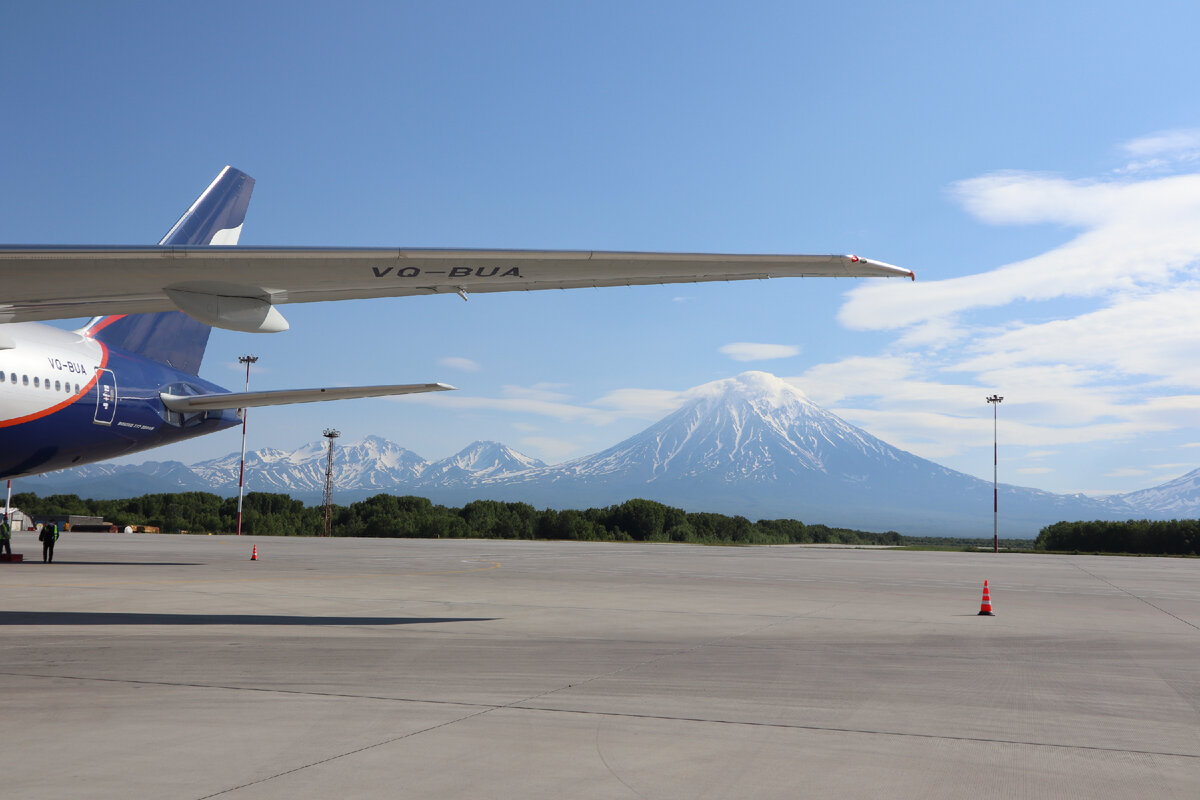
[7,373,81,394]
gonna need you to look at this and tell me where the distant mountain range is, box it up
[19,372,1199,536]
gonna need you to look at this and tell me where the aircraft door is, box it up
[93,369,117,426]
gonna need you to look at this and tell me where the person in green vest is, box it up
[39,521,58,563]
[0,515,10,557]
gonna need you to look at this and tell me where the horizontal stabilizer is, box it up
[160,382,455,411]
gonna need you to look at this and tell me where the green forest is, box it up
[12,491,905,546]
[18,491,1196,553]
[1035,519,1200,555]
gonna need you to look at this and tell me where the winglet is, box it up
[846,254,915,280]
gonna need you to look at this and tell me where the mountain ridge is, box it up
[16,371,1196,536]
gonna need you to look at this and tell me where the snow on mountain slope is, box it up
[191,435,428,491]
[498,372,939,485]
[419,441,546,485]
[1111,467,1200,515]
[189,435,540,493]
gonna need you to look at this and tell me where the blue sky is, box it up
[4,1,1200,494]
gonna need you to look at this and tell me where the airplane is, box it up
[0,166,912,480]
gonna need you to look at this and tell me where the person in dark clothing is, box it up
[0,516,10,556]
[39,521,58,563]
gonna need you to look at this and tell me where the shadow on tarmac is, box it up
[0,612,498,626]
[16,562,205,566]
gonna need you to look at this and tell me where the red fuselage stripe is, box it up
[0,343,110,428]
[82,315,127,338]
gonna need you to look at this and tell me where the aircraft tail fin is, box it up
[82,167,255,374]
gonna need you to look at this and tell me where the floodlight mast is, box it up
[322,428,341,537]
[987,394,1003,554]
[236,355,258,535]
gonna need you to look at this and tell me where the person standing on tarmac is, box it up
[39,521,58,563]
[0,515,10,557]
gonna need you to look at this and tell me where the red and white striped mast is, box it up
[236,355,258,535]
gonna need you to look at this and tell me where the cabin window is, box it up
[22,375,28,386]
[74,383,80,393]
[54,381,61,392]
[33,377,39,388]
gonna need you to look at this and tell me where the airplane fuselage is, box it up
[0,321,239,479]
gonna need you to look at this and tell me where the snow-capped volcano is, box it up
[472,371,1119,534]
[549,372,901,483]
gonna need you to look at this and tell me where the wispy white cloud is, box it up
[501,383,570,402]
[1106,467,1150,478]
[791,357,981,413]
[719,342,801,362]
[1124,129,1200,158]
[1119,128,1200,174]
[399,391,617,425]
[839,171,1200,336]
[797,150,1200,484]
[439,356,481,372]
[592,387,686,419]
[952,286,1200,387]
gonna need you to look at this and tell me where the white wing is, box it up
[0,247,913,332]
[160,382,455,411]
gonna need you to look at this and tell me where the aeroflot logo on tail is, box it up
[371,266,523,279]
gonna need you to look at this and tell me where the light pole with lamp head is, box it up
[987,394,1003,553]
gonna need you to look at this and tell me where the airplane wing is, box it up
[159,382,456,412]
[0,247,914,333]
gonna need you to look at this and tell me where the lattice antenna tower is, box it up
[322,428,341,537]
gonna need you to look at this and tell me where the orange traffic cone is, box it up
[978,580,994,616]
[251,545,258,561]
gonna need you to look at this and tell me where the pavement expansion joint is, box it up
[501,704,1200,762]
[1071,562,1200,633]
[13,669,1196,769]
[193,706,497,800]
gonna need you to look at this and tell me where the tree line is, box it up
[1036,519,1200,555]
[28,490,1197,553]
[11,491,904,546]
